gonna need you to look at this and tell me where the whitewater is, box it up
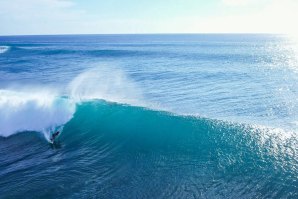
[0,34,297,198]
[0,67,145,139]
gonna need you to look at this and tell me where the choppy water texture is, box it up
[0,34,297,198]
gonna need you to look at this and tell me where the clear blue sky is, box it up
[0,0,297,35]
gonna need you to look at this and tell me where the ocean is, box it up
[0,34,297,198]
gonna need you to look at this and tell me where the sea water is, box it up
[0,34,297,198]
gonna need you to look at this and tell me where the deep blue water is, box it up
[0,34,297,198]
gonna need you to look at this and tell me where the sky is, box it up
[0,0,298,35]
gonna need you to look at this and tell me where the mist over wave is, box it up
[68,67,145,105]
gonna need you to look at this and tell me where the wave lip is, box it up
[0,46,10,54]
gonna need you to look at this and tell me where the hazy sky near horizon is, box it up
[0,0,298,35]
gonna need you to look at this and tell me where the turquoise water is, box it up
[0,34,297,198]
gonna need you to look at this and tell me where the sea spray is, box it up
[68,67,145,106]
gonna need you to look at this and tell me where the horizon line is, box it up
[0,33,284,37]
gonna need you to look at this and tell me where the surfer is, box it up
[50,131,60,143]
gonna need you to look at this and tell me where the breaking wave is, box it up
[0,67,146,140]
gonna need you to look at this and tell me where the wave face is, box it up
[0,100,297,198]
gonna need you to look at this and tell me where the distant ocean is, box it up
[0,34,297,198]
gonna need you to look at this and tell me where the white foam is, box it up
[0,89,75,137]
[0,46,10,54]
